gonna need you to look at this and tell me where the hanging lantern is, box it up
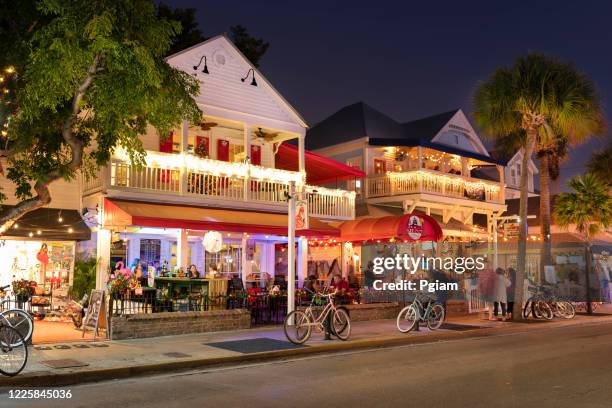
[203,231,223,253]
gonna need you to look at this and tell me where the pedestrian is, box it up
[493,267,511,321]
[506,268,516,319]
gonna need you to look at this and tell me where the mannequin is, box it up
[36,243,49,284]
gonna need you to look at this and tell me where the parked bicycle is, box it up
[0,285,34,345]
[284,288,351,344]
[396,291,445,333]
[0,319,28,376]
[522,285,575,320]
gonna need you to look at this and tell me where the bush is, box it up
[69,258,98,299]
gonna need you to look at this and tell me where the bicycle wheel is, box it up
[283,310,312,345]
[427,304,445,330]
[396,305,418,333]
[534,301,553,320]
[0,325,28,377]
[331,308,351,341]
[559,301,576,319]
[0,310,33,345]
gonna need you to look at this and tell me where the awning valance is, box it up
[339,213,443,242]
[103,199,339,238]
[0,207,91,241]
[275,143,366,185]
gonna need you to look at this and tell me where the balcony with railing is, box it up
[365,169,504,205]
[82,150,355,220]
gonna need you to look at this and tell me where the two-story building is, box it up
[79,35,360,292]
[307,102,509,240]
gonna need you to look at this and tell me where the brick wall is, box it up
[344,303,401,321]
[110,309,251,340]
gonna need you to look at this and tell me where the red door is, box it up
[159,131,174,153]
[217,139,229,161]
[250,145,261,165]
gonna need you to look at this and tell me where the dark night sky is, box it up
[166,0,612,191]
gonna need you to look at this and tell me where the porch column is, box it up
[181,120,189,152]
[298,133,306,173]
[287,181,296,316]
[96,229,112,290]
[461,157,469,177]
[297,237,308,288]
[176,229,189,271]
[243,123,251,163]
[241,235,248,287]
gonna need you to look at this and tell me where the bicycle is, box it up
[284,289,351,344]
[0,285,34,345]
[396,292,445,333]
[522,285,575,320]
[0,321,28,376]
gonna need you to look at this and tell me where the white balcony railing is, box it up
[83,150,355,221]
[366,169,503,204]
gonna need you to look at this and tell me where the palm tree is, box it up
[554,174,612,313]
[473,53,605,319]
[587,142,612,185]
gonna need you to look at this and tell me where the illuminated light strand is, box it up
[115,147,305,184]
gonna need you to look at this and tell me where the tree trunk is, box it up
[538,153,553,277]
[585,243,593,314]
[513,132,536,320]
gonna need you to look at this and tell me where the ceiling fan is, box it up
[254,127,279,142]
[190,121,218,131]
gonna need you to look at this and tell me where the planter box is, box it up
[110,309,250,340]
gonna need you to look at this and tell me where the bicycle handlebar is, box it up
[0,285,9,292]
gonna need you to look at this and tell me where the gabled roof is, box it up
[401,110,460,143]
[307,102,465,151]
[306,102,403,150]
[166,35,307,129]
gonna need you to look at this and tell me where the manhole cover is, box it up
[41,359,89,369]
[53,345,71,350]
[90,343,109,348]
[163,352,191,358]
[73,344,91,349]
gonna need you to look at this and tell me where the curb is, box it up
[2,316,612,387]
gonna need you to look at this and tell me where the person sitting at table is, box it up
[188,264,200,279]
[336,276,350,292]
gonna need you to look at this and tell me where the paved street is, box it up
[2,321,611,408]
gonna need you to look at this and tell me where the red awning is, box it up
[103,199,339,237]
[339,213,443,242]
[275,143,366,185]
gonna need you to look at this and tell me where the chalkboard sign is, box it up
[82,289,107,341]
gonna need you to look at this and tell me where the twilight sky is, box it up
[166,0,612,191]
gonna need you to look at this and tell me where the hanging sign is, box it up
[406,215,423,240]
[203,231,223,253]
[503,222,519,239]
[295,199,309,230]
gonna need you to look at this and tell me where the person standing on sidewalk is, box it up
[506,268,516,320]
[493,268,511,321]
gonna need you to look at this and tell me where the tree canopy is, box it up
[0,0,203,230]
[554,174,612,242]
[587,141,612,184]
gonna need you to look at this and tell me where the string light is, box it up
[13,223,18,229]
[4,66,15,74]
[28,232,33,237]
[58,216,63,223]
[36,230,41,235]
[68,228,73,233]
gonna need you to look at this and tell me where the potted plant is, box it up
[12,279,34,307]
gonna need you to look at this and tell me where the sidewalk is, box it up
[3,309,612,387]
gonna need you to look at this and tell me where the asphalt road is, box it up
[2,322,612,408]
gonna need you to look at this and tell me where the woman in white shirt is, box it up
[493,268,511,321]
